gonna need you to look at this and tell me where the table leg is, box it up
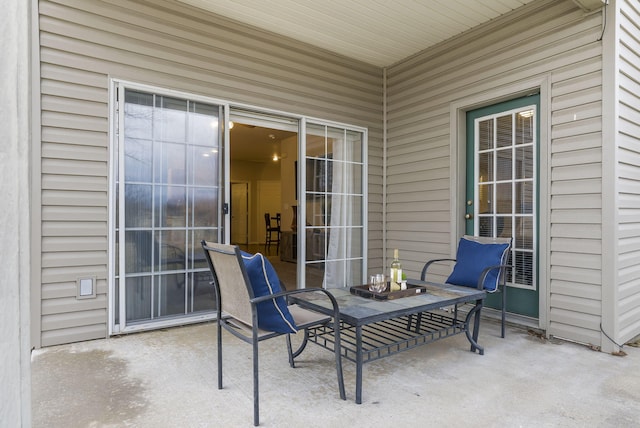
[464,299,484,355]
[355,325,363,404]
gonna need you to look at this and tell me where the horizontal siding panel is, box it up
[42,190,106,207]
[550,179,601,195]
[42,280,108,299]
[548,307,601,332]
[551,86,602,112]
[618,192,640,209]
[42,142,107,162]
[619,300,640,327]
[551,208,601,224]
[41,295,107,316]
[618,235,640,254]
[41,324,107,347]
[550,193,601,210]
[42,175,107,192]
[551,280,600,300]
[551,252,601,270]
[42,265,107,284]
[551,101,601,125]
[551,147,601,167]
[551,70,601,97]
[551,132,601,153]
[42,221,107,237]
[42,206,107,222]
[40,47,381,127]
[42,111,108,132]
[38,33,380,116]
[550,294,601,316]
[619,115,640,139]
[40,62,107,88]
[41,94,107,118]
[619,178,640,195]
[42,127,107,147]
[42,309,107,331]
[548,319,600,345]
[550,265,600,285]
[42,236,107,252]
[42,159,107,176]
[41,79,107,104]
[551,117,601,139]
[550,237,601,254]
[42,250,106,268]
[549,223,601,239]
[618,266,640,290]
[551,163,601,180]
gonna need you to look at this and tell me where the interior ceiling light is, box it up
[518,110,534,118]
[228,121,234,129]
[272,154,279,161]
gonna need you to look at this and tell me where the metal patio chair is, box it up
[415,235,513,338]
[201,241,345,426]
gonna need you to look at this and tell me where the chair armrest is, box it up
[421,258,456,281]
[477,264,512,291]
[250,288,340,323]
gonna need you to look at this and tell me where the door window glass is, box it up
[114,88,221,330]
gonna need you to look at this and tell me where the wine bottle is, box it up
[390,249,402,287]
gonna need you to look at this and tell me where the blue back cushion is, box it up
[241,251,297,333]
[446,238,510,291]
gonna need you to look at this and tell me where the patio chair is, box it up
[415,235,512,338]
[201,241,345,426]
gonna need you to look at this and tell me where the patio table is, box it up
[289,279,486,404]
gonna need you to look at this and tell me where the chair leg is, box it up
[217,321,223,389]
[501,285,507,338]
[253,338,260,426]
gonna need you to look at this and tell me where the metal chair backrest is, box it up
[202,241,254,327]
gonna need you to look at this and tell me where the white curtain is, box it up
[323,130,353,288]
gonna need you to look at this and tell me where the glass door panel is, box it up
[114,86,222,332]
[303,123,366,289]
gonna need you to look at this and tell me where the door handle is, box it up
[465,213,473,220]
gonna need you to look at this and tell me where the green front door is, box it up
[466,94,540,318]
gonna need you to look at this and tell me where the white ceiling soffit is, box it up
[175,0,540,67]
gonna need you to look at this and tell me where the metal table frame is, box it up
[290,280,486,404]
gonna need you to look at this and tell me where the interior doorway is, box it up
[228,115,299,287]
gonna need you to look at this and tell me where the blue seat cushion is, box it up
[446,238,510,291]
[241,251,297,333]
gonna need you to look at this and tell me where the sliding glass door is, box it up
[112,84,223,333]
[302,122,366,288]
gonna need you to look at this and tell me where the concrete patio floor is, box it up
[31,318,640,428]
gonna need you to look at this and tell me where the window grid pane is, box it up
[475,106,536,290]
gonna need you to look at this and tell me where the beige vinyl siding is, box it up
[37,0,382,346]
[386,0,604,343]
[616,0,640,343]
